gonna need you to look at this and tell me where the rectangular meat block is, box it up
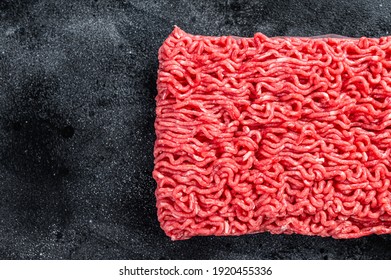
[153,27,391,240]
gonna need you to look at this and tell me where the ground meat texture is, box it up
[153,26,391,241]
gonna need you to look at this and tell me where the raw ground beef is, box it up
[153,27,391,240]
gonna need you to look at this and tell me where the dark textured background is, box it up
[1,0,391,260]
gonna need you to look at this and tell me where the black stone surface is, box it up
[1,0,391,260]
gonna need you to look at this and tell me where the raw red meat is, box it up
[153,27,391,240]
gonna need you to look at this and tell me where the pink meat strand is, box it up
[153,26,391,240]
